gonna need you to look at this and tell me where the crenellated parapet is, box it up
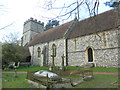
[22,17,44,46]
[24,17,44,26]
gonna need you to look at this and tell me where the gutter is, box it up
[63,17,78,66]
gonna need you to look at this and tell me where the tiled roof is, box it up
[28,21,73,46]
[67,9,118,39]
[28,9,119,46]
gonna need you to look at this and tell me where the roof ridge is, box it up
[28,20,74,46]
[68,9,117,39]
[63,18,78,39]
[31,20,74,40]
[28,9,117,46]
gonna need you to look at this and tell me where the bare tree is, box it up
[0,22,14,30]
[0,4,6,15]
[2,32,21,45]
[40,0,99,22]
[0,3,14,30]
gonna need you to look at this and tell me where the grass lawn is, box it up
[90,67,118,72]
[2,73,34,88]
[0,78,1,89]
[2,66,119,88]
[3,66,49,72]
[2,73,118,88]
[3,66,119,72]
[67,66,119,72]
[76,74,118,88]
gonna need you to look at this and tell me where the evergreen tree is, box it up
[45,20,59,30]
[104,0,120,8]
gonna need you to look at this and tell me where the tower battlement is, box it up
[22,17,44,46]
[24,17,44,26]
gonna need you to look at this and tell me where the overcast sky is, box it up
[0,0,112,42]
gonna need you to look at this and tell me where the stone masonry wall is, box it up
[48,39,65,66]
[68,29,119,67]
[29,39,65,66]
[29,42,48,66]
[29,29,119,67]
[23,31,38,46]
[95,48,118,67]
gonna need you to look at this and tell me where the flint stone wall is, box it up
[29,39,65,66]
[68,29,119,67]
[29,29,119,67]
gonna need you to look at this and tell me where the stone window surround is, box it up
[85,46,97,67]
[85,46,95,62]
[37,47,41,58]
[51,44,57,57]
[102,32,109,48]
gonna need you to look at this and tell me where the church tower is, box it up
[22,17,44,46]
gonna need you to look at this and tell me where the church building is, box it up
[22,9,120,67]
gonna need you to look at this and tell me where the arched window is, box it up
[103,32,107,46]
[52,44,56,57]
[37,47,41,57]
[88,48,93,62]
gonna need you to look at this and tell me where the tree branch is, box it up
[0,22,14,30]
[47,2,77,10]
[41,0,100,22]
[85,2,91,17]
[48,0,84,20]
[91,0,99,16]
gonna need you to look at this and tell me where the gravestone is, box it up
[83,75,94,81]
[51,47,56,71]
[14,69,18,78]
[60,54,66,71]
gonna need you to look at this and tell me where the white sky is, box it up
[0,0,112,42]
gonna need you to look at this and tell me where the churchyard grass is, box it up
[2,73,34,88]
[2,66,119,88]
[76,74,118,88]
[90,67,118,72]
[3,66,49,72]
[2,72,118,88]
[66,66,118,72]
[3,66,118,72]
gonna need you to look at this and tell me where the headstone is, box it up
[51,54,56,71]
[14,69,18,78]
[60,54,65,71]
[72,80,84,86]
[49,66,52,71]
[83,75,94,81]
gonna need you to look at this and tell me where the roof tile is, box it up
[28,9,119,46]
